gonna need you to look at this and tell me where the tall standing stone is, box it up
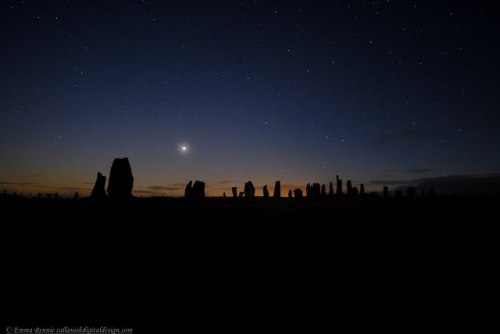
[244,181,255,198]
[263,185,269,198]
[312,183,321,199]
[91,172,107,200]
[347,180,353,195]
[107,158,134,200]
[329,182,334,197]
[273,181,281,198]
[184,180,193,198]
[336,175,343,195]
[383,186,389,198]
[232,187,237,198]
[191,181,205,198]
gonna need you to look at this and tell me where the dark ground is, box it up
[1,194,493,253]
[2,194,496,329]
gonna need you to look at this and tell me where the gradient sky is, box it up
[1,0,499,197]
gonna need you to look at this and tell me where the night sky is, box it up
[1,0,499,197]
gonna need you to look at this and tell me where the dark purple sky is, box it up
[1,0,499,196]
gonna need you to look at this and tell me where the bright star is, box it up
[179,143,190,154]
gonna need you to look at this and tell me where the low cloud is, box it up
[409,168,430,174]
[170,183,187,187]
[146,185,182,191]
[54,186,90,191]
[0,181,39,186]
[133,190,159,195]
[370,180,405,186]
[20,174,44,178]
[216,180,234,185]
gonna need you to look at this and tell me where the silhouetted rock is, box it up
[360,184,365,195]
[383,186,389,198]
[407,187,416,198]
[244,181,255,198]
[263,185,269,198]
[184,180,193,198]
[73,192,79,200]
[91,172,107,200]
[336,175,343,195]
[232,187,237,198]
[329,182,334,197]
[313,183,321,199]
[239,192,244,198]
[321,184,326,197]
[293,188,303,199]
[184,180,205,198]
[273,181,281,198]
[223,192,226,198]
[346,180,352,195]
[306,183,321,199]
[288,190,293,198]
[191,181,205,198]
[107,158,134,200]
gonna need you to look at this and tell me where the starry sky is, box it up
[1,0,499,197]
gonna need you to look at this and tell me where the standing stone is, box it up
[321,184,326,197]
[244,181,255,198]
[336,175,343,195]
[407,187,416,198]
[91,172,107,200]
[288,190,293,198]
[107,158,134,199]
[191,181,205,198]
[346,180,353,195]
[273,181,281,198]
[329,182,334,197]
[293,188,303,199]
[232,187,237,198]
[263,185,270,198]
[184,180,193,198]
[360,184,365,195]
[313,183,321,198]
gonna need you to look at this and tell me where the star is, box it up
[179,143,190,154]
